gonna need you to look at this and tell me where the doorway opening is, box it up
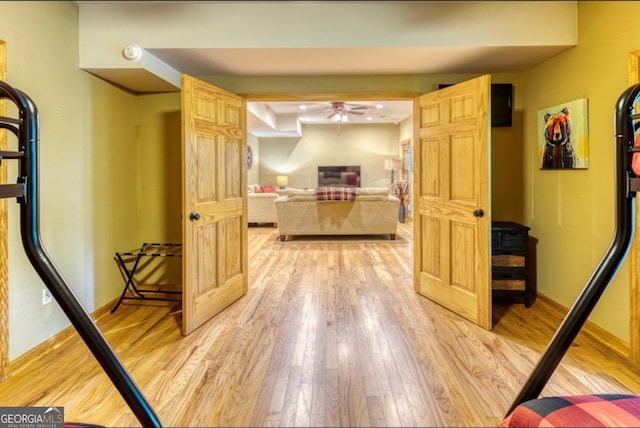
[244,93,416,224]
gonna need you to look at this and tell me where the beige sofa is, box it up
[275,188,400,241]
[247,185,279,226]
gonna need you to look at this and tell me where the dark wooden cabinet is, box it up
[492,221,532,307]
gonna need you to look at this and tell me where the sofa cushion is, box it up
[356,187,394,201]
[316,186,357,201]
[357,194,395,201]
[285,188,316,201]
[357,188,390,196]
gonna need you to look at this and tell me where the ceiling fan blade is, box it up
[346,105,368,110]
[347,111,365,115]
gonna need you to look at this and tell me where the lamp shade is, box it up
[276,175,288,187]
[384,159,402,170]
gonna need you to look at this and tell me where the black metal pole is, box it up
[0,81,161,427]
[505,83,640,416]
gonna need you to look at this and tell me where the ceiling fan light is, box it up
[341,115,349,122]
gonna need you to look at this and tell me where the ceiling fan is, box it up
[325,101,368,121]
[301,101,370,123]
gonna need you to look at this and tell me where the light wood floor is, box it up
[2,221,640,427]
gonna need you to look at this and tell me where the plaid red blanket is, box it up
[315,186,357,201]
[501,394,640,427]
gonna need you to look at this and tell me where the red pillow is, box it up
[258,185,276,193]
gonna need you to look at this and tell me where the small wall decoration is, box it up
[537,98,589,169]
[246,145,253,169]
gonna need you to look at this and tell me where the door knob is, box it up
[473,209,484,218]
[189,212,201,221]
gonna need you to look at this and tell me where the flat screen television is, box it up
[318,165,361,188]
[490,83,513,127]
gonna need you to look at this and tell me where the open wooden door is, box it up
[413,75,492,330]
[181,74,248,335]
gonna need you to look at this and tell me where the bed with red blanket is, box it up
[501,394,640,427]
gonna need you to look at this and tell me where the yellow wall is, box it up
[522,1,640,342]
[133,93,182,285]
[206,74,525,220]
[88,79,139,306]
[0,1,139,359]
[492,77,525,223]
[258,123,402,189]
[205,74,518,96]
[247,134,260,185]
[6,1,631,361]
[136,93,182,244]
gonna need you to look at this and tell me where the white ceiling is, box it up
[75,1,577,136]
[247,100,414,137]
[147,45,568,78]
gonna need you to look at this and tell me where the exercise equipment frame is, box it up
[0,80,161,427]
[507,83,640,416]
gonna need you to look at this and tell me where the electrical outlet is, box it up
[42,289,52,305]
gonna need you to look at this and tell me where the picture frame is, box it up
[537,98,589,169]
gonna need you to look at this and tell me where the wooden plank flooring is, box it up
[2,221,640,426]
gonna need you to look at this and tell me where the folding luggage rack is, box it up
[111,242,182,313]
[0,80,161,427]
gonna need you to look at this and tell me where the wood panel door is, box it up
[413,75,492,330]
[181,74,248,335]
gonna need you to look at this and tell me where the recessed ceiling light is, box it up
[299,105,307,110]
[366,117,373,121]
[376,104,383,109]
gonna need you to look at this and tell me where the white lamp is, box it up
[384,159,402,183]
[276,175,288,189]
